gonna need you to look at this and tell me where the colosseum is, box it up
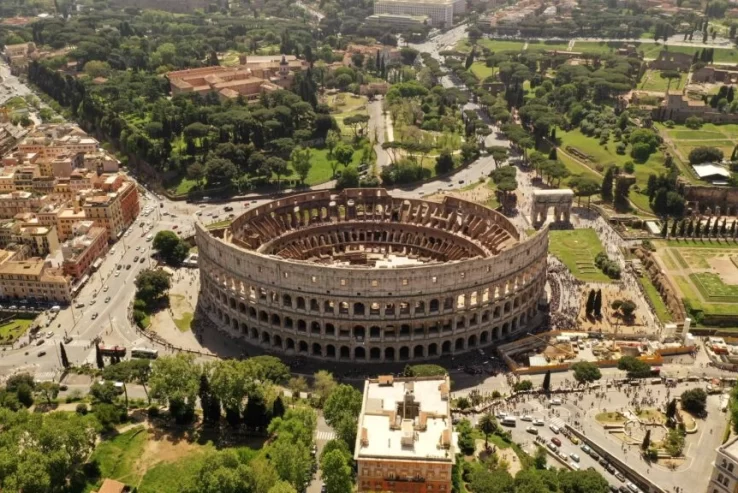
[195,188,548,363]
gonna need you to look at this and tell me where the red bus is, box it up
[98,345,126,357]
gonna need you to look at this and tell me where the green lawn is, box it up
[470,61,496,80]
[87,426,149,489]
[327,92,370,138]
[548,229,611,282]
[477,39,527,53]
[558,128,667,213]
[690,273,738,302]
[639,275,673,323]
[639,70,687,92]
[164,175,198,196]
[173,312,193,332]
[206,219,233,229]
[285,146,363,186]
[0,318,33,345]
[527,41,571,52]
[571,41,626,54]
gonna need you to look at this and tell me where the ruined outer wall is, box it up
[683,184,738,213]
[194,193,548,363]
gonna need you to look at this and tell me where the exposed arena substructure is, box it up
[195,188,548,363]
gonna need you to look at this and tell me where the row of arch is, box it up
[204,275,544,324]
[211,312,529,361]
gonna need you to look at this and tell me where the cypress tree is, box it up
[594,289,603,318]
[548,148,557,160]
[586,289,595,317]
[60,342,69,369]
[713,218,721,237]
[670,219,678,238]
[95,344,104,369]
[661,219,668,238]
[542,370,551,392]
[642,429,651,450]
[272,395,286,419]
[550,128,557,141]
[601,167,615,202]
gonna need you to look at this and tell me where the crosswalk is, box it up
[316,431,336,442]
[34,371,56,381]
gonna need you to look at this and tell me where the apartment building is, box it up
[354,375,456,493]
[0,191,46,219]
[0,257,71,303]
[708,436,738,493]
[57,207,87,242]
[62,221,109,280]
[82,176,140,241]
[373,0,465,27]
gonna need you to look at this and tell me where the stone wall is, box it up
[683,184,738,213]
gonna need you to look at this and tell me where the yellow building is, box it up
[354,375,456,493]
[57,207,87,242]
[0,258,71,303]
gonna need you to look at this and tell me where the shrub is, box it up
[148,405,160,418]
[624,161,635,173]
[688,146,724,164]
[685,116,703,129]
[76,403,88,415]
[616,142,627,155]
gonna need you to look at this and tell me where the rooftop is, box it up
[693,163,731,179]
[354,376,455,463]
[720,435,738,462]
[0,259,45,276]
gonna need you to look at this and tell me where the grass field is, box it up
[327,92,370,138]
[558,128,667,213]
[655,122,738,182]
[87,425,262,493]
[690,273,738,302]
[470,61,496,80]
[639,70,687,92]
[639,275,673,323]
[549,229,611,282]
[477,39,527,52]
[571,41,627,54]
[654,240,738,321]
[287,146,363,185]
[0,318,33,344]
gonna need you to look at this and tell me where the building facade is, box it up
[354,375,456,493]
[0,258,71,303]
[62,221,109,280]
[196,189,547,364]
[373,0,465,27]
[708,436,738,493]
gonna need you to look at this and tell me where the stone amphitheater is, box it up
[195,188,548,363]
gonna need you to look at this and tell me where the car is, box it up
[105,296,111,303]
[196,211,202,216]
[581,444,591,454]
[173,225,178,229]
[36,339,45,346]
[569,453,580,462]
[521,415,533,422]
[533,419,544,426]
[550,398,562,406]
[115,271,120,277]
[9,305,16,310]
[140,257,146,263]
[547,442,558,452]
[116,264,122,270]
[134,256,139,262]
[619,487,630,493]
[626,482,639,493]
[599,458,609,467]
[615,472,625,482]
[609,486,618,493]
[91,313,98,320]
[37,351,46,357]
[570,462,580,471]
[320,484,326,493]
[63,336,72,343]
[569,436,580,445]
[526,426,538,435]
[549,424,560,434]
[551,437,562,447]
[126,264,131,270]
[589,451,600,461]
[136,245,141,251]
[557,451,568,461]
[46,331,53,339]
[495,412,507,420]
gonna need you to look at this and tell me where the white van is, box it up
[50,305,61,313]
[501,417,517,427]
[550,424,560,434]
[146,234,153,241]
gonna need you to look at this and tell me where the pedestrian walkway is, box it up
[316,431,336,442]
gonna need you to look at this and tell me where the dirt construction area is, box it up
[653,239,738,321]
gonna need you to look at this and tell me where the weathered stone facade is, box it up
[195,189,548,363]
[531,189,573,228]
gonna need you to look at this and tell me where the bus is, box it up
[99,345,126,357]
[131,347,159,359]
[501,417,517,427]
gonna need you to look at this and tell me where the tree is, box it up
[90,381,118,404]
[35,381,60,406]
[404,364,447,377]
[268,481,297,493]
[150,354,201,423]
[321,449,353,493]
[313,371,336,406]
[267,156,289,190]
[187,163,206,185]
[435,150,454,174]
[681,388,707,416]
[95,343,105,369]
[571,177,599,208]
[594,289,602,317]
[487,145,508,168]
[272,395,286,419]
[478,413,497,450]
[664,428,685,457]
[689,146,724,164]
[601,166,615,202]
[571,361,602,385]
[325,130,340,158]
[334,143,354,170]
[153,231,189,266]
[290,147,312,185]
[542,370,551,392]
[269,436,312,489]
[135,269,171,308]
[586,289,595,317]
[288,376,309,397]
[666,398,678,422]
[336,166,359,189]
[534,445,548,469]
[60,342,69,368]
[642,429,651,450]
[323,384,362,429]
[617,356,652,378]
[205,157,238,187]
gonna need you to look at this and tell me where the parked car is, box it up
[615,472,625,482]
[551,437,562,447]
[37,351,46,357]
[569,453,580,462]
[526,426,538,435]
[533,419,545,426]
[105,297,111,303]
[521,415,533,422]
[36,339,45,346]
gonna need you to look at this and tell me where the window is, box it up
[371,280,378,287]
[729,463,735,473]
[340,279,347,286]
[460,272,465,278]
[402,279,408,286]
[719,474,725,484]
[432,276,437,283]
[311,276,317,283]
